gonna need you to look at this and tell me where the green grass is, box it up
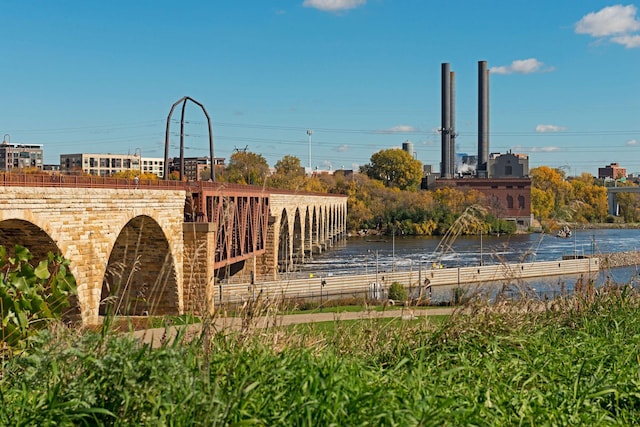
[3,285,640,425]
[289,313,450,335]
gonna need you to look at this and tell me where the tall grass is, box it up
[2,282,640,425]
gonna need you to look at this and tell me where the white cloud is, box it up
[530,146,561,152]
[535,124,567,133]
[575,4,640,37]
[626,139,639,146]
[378,125,418,133]
[490,58,554,75]
[336,144,349,152]
[512,144,561,152]
[612,34,640,47]
[303,0,366,12]
[576,5,640,48]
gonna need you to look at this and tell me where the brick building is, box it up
[598,162,626,180]
[433,177,533,229]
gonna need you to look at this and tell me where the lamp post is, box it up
[3,134,11,171]
[392,225,395,272]
[480,227,483,267]
[307,129,313,174]
[134,147,142,175]
[375,249,379,286]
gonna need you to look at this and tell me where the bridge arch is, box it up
[101,215,180,316]
[292,208,303,264]
[0,218,61,263]
[311,207,319,253]
[0,217,86,317]
[277,209,290,272]
[304,206,312,258]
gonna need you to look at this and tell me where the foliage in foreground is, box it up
[2,286,640,425]
[1,245,77,350]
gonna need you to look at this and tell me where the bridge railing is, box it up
[0,173,347,198]
[0,172,187,190]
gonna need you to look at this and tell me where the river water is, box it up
[292,228,640,300]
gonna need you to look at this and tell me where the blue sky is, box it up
[1,0,639,176]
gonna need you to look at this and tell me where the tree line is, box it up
[29,147,636,234]
[209,149,639,236]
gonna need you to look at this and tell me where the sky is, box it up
[1,0,639,176]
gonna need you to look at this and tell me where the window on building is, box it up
[507,195,514,209]
[518,195,525,209]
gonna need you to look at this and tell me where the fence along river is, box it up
[217,228,640,304]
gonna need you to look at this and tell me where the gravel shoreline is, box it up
[598,251,640,268]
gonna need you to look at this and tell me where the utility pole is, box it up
[307,129,313,173]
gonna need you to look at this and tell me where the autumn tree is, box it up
[269,155,306,190]
[111,170,159,181]
[569,173,608,223]
[225,150,269,185]
[530,166,572,220]
[360,148,423,191]
[616,191,640,222]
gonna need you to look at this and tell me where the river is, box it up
[291,228,640,300]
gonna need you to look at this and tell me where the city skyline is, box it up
[1,1,639,176]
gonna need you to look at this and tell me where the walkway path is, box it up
[132,306,455,348]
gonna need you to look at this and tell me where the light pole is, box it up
[307,129,313,174]
[3,134,11,171]
[392,225,395,272]
[480,227,483,267]
[375,249,379,286]
[134,147,142,175]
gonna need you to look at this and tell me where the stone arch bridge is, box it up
[0,174,346,325]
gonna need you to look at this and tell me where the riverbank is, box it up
[598,250,640,268]
[573,222,640,230]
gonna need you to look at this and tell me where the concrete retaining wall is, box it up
[213,257,599,305]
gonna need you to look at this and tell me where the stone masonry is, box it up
[0,187,185,325]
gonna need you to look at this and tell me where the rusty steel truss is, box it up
[186,181,270,270]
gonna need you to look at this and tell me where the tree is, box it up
[111,170,158,181]
[570,173,607,222]
[225,151,269,185]
[530,166,572,221]
[269,155,306,190]
[360,149,423,191]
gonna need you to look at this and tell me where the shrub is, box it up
[0,245,77,350]
[387,281,408,302]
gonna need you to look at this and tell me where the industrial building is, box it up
[426,60,533,229]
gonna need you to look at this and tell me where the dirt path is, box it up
[132,306,455,348]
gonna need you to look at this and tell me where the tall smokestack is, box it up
[449,70,456,177]
[478,60,489,177]
[441,63,452,178]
